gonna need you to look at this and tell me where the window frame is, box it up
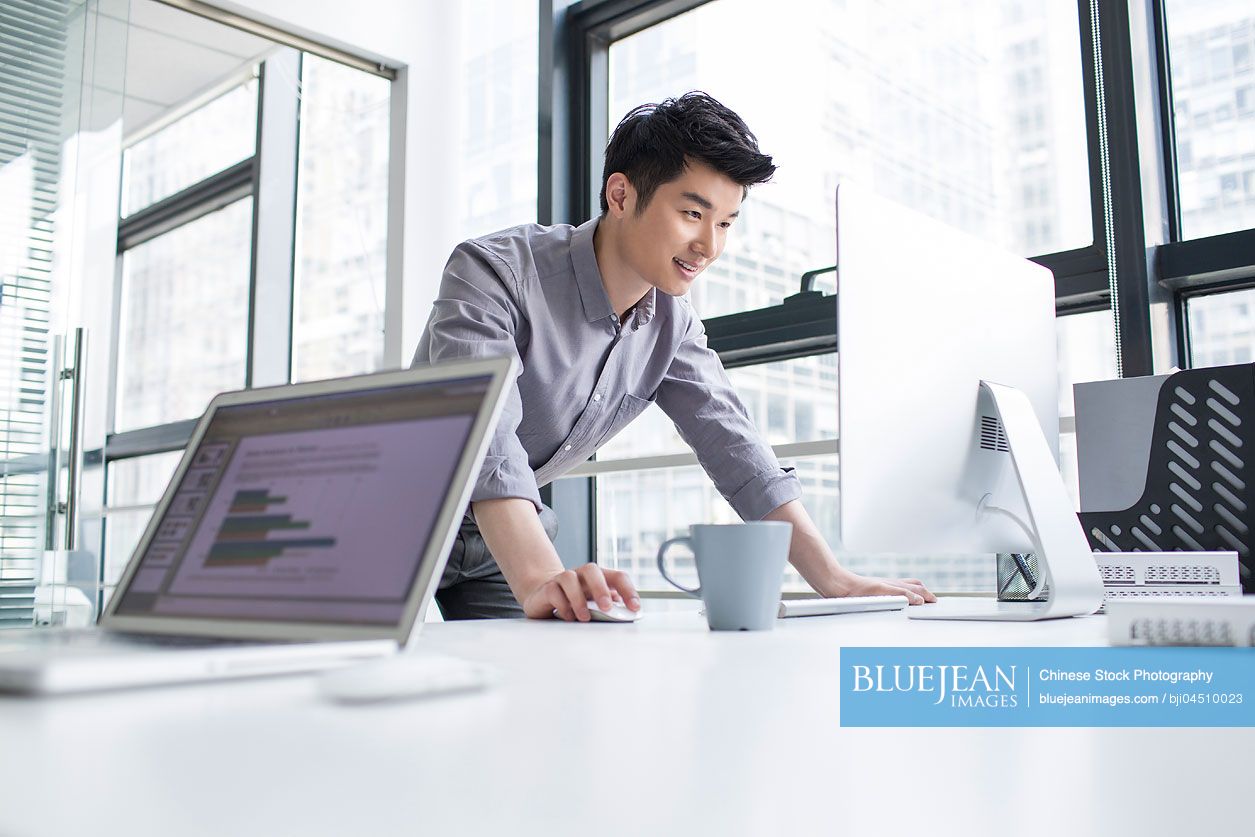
[545,0,1160,575]
[109,53,297,450]
[97,46,398,595]
[1148,0,1255,367]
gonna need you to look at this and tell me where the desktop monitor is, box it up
[835,183,1104,620]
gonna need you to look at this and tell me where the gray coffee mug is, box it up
[656,522,793,631]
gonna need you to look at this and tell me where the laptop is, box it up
[0,356,515,695]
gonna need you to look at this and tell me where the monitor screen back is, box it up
[836,183,1059,554]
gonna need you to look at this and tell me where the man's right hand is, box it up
[520,563,641,621]
[471,498,642,622]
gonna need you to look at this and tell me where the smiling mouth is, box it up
[673,257,702,277]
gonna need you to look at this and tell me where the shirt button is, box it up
[564,444,572,451]
[611,314,619,322]
[593,393,601,402]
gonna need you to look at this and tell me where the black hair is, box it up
[599,91,776,215]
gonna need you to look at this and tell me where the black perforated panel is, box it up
[1079,364,1254,593]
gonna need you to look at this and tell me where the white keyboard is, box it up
[777,595,909,618]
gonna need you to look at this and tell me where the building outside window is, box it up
[593,0,1099,593]
[292,56,391,383]
[1166,1,1255,366]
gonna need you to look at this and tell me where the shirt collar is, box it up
[571,217,614,323]
[569,216,658,328]
[634,286,657,327]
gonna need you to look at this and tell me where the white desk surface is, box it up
[0,603,1247,837]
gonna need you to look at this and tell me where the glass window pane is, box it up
[459,0,539,238]
[291,55,391,383]
[1056,308,1118,416]
[1056,308,1117,508]
[104,452,183,588]
[1165,0,1255,239]
[121,79,258,217]
[596,459,992,594]
[116,198,252,431]
[1187,288,1255,367]
[596,354,837,460]
[591,312,1107,590]
[608,0,1092,319]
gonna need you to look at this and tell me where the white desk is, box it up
[0,603,1247,837]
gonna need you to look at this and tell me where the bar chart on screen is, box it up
[164,414,474,601]
[202,489,338,568]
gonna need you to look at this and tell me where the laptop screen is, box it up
[110,374,491,627]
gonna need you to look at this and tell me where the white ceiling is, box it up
[115,0,277,139]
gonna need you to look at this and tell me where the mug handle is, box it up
[656,536,701,598]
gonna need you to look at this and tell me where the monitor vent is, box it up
[979,416,1009,452]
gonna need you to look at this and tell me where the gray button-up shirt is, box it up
[413,217,801,521]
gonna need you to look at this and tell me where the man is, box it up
[415,92,937,621]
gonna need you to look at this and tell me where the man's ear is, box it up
[604,172,633,217]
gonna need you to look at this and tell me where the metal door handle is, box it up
[63,328,86,550]
[50,328,87,551]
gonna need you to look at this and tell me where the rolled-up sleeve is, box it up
[655,308,802,520]
[413,241,542,512]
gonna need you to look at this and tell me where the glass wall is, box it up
[1,0,130,620]
[0,5,73,577]
[104,29,397,587]
[99,2,541,590]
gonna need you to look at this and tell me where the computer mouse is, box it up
[585,601,641,623]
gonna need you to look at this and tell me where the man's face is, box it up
[613,160,743,297]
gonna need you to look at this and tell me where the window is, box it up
[106,43,398,577]
[1156,2,1255,373]
[598,455,996,594]
[121,80,258,217]
[597,355,837,462]
[583,0,1103,593]
[103,452,183,594]
[595,356,840,593]
[291,56,391,382]
[115,51,397,423]
[1165,0,1255,239]
[608,0,1092,321]
[116,198,253,431]
[459,0,539,239]
[1056,308,1119,418]
[1186,289,1255,367]
[1056,308,1118,507]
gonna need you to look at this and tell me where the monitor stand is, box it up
[908,381,1106,622]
